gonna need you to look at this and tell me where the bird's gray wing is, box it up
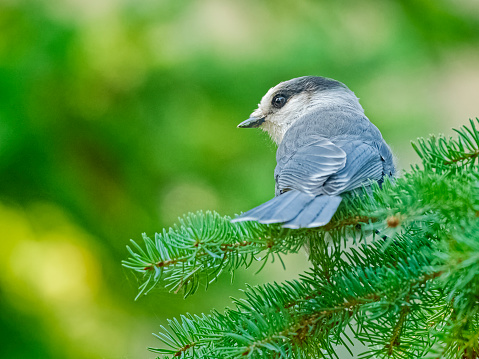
[323,140,385,195]
[275,137,347,196]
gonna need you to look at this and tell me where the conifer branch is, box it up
[412,118,479,171]
[123,119,479,358]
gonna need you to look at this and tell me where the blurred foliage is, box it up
[0,0,478,358]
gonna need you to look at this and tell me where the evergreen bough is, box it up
[123,119,479,358]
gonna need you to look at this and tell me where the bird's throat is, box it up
[262,120,292,145]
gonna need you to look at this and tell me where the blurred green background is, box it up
[1,0,479,358]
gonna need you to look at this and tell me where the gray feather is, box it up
[282,195,342,229]
[307,196,343,228]
[256,191,314,224]
[230,190,300,222]
[231,191,314,224]
[276,137,346,195]
[323,141,384,195]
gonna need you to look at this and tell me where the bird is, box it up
[231,76,395,229]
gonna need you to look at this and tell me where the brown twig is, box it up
[143,240,254,271]
[443,150,479,165]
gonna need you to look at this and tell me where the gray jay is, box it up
[231,76,395,228]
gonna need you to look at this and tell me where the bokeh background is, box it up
[1,0,479,358]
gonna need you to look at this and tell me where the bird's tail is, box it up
[231,190,342,229]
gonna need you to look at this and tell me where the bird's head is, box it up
[238,76,363,144]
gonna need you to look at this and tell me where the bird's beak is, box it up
[237,116,266,128]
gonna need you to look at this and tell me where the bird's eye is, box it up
[272,94,287,109]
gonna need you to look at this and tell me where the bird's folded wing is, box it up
[323,141,384,195]
[276,137,347,196]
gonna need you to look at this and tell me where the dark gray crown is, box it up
[275,76,345,97]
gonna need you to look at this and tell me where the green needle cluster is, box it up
[123,119,479,358]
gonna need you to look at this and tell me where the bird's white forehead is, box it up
[258,85,277,110]
[250,86,276,118]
